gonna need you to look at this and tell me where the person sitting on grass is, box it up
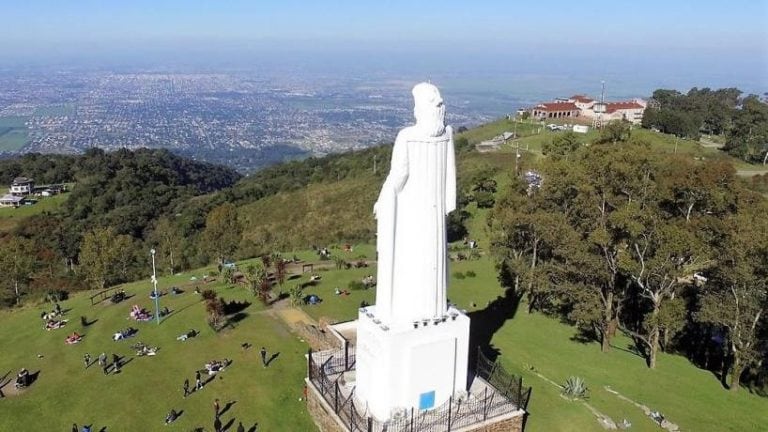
[14,368,29,388]
[165,409,179,424]
[66,332,82,344]
[45,319,67,330]
[177,329,198,341]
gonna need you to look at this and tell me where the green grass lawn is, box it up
[0,267,315,431]
[296,250,768,432]
[0,191,71,232]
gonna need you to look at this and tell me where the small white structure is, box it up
[573,125,589,134]
[0,194,24,207]
[10,177,34,196]
[356,82,470,421]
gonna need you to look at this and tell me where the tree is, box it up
[618,211,709,368]
[490,184,576,313]
[725,96,768,163]
[153,216,182,275]
[545,142,656,352]
[245,262,267,297]
[202,203,242,265]
[275,259,287,287]
[79,227,121,290]
[595,121,631,144]
[697,202,768,391]
[542,131,582,160]
[0,236,37,305]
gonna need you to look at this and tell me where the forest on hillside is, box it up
[491,130,767,394]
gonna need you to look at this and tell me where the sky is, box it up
[0,0,766,91]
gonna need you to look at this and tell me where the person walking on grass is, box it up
[260,346,268,367]
[112,354,121,373]
[214,398,220,416]
[98,352,106,367]
[71,423,78,432]
[183,378,190,398]
[83,353,91,369]
[237,421,245,432]
[195,370,203,390]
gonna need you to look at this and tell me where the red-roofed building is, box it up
[531,102,580,120]
[569,95,595,111]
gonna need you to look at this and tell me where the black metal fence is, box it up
[307,347,531,432]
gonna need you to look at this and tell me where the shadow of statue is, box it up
[467,262,522,368]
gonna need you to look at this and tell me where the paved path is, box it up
[736,169,768,177]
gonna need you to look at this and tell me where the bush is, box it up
[561,376,588,400]
[453,271,466,280]
[465,270,476,278]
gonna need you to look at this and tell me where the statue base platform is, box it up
[354,305,470,421]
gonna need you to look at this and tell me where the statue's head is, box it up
[412,82,446,137]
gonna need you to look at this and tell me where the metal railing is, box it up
[307,347,530,432]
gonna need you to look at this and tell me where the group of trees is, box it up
[490,138,767,392]
[0,149,241,305]
[641,87,768,163]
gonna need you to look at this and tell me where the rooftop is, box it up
[570,95,594,103]
[534,102,579,111]
[0,194,24,203]
[12,177,33,185]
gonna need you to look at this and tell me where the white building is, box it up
[10,177,34,196]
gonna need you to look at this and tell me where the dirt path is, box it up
[736,169,768,177]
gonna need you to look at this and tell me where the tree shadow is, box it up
[228,312,249,325]
[468,284,522,368]
[569,327,597,344]
[247,423,259,432]
[223,300,251,315]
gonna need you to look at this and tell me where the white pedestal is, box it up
[355,305,470,421]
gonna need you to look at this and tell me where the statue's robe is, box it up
[375,125,456,324]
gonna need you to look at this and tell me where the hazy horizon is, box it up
[1,0,766,95]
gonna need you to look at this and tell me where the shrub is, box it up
[453,271,466,280]
[561,376,588,400]
[465,270,476,278]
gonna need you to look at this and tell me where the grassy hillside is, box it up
[0,265,314,431]
[0,191,71,233]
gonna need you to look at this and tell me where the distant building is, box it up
[531,102,580,120]
[527,95,647,125]
[10,177,34,196]
[0,194,25,208]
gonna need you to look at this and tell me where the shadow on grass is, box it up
[266,352,280,367]
[219,400,237,417]
[222,417,235,431]
[467,279,522,366]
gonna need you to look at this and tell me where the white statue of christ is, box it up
[374,82,456,325]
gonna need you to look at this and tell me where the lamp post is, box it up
[150,248,160,325]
